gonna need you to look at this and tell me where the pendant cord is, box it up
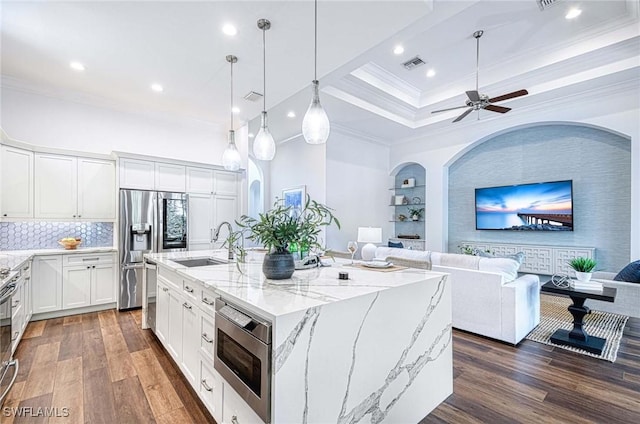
[262,26,266,112]
[314,0,318,81]
[476,34,480,92]
[230,59,234,131]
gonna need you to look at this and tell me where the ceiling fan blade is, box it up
[484,104,511,113]
[432,105,469,113]
[453,108,474,123]
[488,89,528,103]
[466,90,480,102]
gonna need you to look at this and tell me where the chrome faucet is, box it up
[212,221,234,260]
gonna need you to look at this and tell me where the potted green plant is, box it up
[568,257,597,282]
[408,206,424,221]
[233,194,340,280]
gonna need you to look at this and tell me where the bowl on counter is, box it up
[58,238,82,250]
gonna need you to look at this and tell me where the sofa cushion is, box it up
[478,257,520,282]
[374,246,430,262]
[438,253,481,270]
[614,260,640,283]
[477,250,525,264]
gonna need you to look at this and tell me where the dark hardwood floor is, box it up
[5,310,639,423]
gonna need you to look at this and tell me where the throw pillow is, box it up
[614,260,640,283]
[477,250,525,264]
[478,257,521,282]
[388,241,404,248]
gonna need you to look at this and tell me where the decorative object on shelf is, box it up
[222,55,242,171]
[408,207,424,221]
[401,177,415,188]
[397,214,407,222]
[58,237,82,250]
[357,227,382,261]
[302,0,330,145]
[412,196,422,204]
[253,18,276,161]
[397,234,420,239]
[394,195,406,205]
[568,257,597,282]
[282,185,306,217]
[233,194,340,280]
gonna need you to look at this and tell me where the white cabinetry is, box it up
[91,263,116,304]
[188,193,214,251]
[156,279,170,343]
[32,255,63,314]
[186,167,214,194]
[167,287,184,360]
[223,384,264,424]
[1,145,34,218]
[213,195,238,230]
[155,163,186,192]
[214,171,239,196]
[119,158,155,190]
[35,153,115,220]
[181,298,200,385]
[62,266,92,309]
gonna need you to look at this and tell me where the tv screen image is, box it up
[475,180,573,231]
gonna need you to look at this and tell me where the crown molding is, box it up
[351,62,422,107]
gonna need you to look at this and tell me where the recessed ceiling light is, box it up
[232,107,240,114]
[287,111,296,118]
[393,45,404,55]
[248,133,255,138]
[69,61,85,71]
[151,83,163,93]
[426,68,436,78]
[222,23,237,36]
[565,8,582,19]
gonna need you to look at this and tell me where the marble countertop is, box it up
[0,247,117,278]
[146,249,447,319]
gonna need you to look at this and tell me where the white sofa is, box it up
[375,247,540,345]
[588,271,640,318]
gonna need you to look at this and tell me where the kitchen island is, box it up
[144,250,452,424]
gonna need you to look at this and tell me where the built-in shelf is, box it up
[389,184,426,190]
[389,203,425,207]
[389,220,423,223]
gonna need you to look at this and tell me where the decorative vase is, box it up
[411,215,419,221]
[574,271,592,282]
[262,251,295,280]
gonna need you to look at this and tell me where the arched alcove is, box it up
[390,162,426,249]
[247,158,264,219]
[447,123,631,271]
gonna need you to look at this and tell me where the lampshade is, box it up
[357,227,382,243]
[222,130,241,171]
[302,80,330,144]
[253,111,276,161]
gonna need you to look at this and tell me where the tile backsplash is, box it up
[0,222,114,250]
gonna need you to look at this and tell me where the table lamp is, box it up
[357,227,382,261]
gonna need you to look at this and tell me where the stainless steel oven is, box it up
[0,276,19,405]
[214,298,272,423]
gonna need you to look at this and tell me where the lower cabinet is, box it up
[200,358,223,422]
[156,279,170,343]
[32,255,63,313]
[223,383,264,424]
[167,288,183,361]
[181,298,200,386]
[62,266,92,309]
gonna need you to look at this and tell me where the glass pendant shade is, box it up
[302,80,330,144]
[253,111,275,161]
[222,130,241,171]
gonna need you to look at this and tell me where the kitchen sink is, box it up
[173,257,228,267]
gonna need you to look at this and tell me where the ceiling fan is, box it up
[432,30,528,123]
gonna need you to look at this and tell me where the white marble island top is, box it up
[145,249,447,319]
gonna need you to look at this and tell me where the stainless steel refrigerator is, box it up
[119,190,188,310]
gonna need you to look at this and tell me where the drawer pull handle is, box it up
[183,302,192,310]
[201,379,213,392]
[201,333,213,344]
[82,258,100,262]
[11,331,19,341]
[231,415,239,424]
[202,297,214,306]
[162,287,169,292]
[184,285,194,293]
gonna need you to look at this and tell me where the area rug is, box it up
[525,294,629,362]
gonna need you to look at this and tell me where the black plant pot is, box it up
[262,251,295,280]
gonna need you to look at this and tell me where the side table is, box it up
[540,281,617,355]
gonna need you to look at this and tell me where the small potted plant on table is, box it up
[568,257,597,282]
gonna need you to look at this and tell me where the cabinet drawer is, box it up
[157,265,181,290]
[200,288,217,317]
[223,384,265,424]
[63,253,114,266]
[182,278,200,302]
[199,314,215,359]
[199,359,223,422]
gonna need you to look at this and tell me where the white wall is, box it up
[390,83,640,260]
[326,133,390,253]
[1,86,230,165]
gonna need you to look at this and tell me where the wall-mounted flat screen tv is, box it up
[475,180,573,231]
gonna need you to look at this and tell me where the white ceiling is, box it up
[2,0,639,147]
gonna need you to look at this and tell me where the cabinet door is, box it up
[223,384,264,424]
[1,145,34,218]
[213,194,238,231]
[155,163,186,192]
[200,359,223,423]
[188,193,213,250]
[213,171,238,196]
[34,154,78,218]
[186,167,214,194]
[77,158,116,219]
[91,263,116,305]
[199,313,215,359]
[181,300,199,386]
[62,266,92,309]
[32,255,63,314]
[156,280,170,343]
[167,290,183,361]
[119,158,154,190]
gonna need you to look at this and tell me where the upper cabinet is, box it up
[155,163,186,192]
[1,146,34,218]
[119,158,155,190]
[34,153,115,220]
[186,167,214,194]
[213,171,238,196]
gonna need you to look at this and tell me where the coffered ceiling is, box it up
[2,0,639,147]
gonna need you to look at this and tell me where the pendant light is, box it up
[222,55,242,171]
[253,18,276,161]
[302,0,330,145]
